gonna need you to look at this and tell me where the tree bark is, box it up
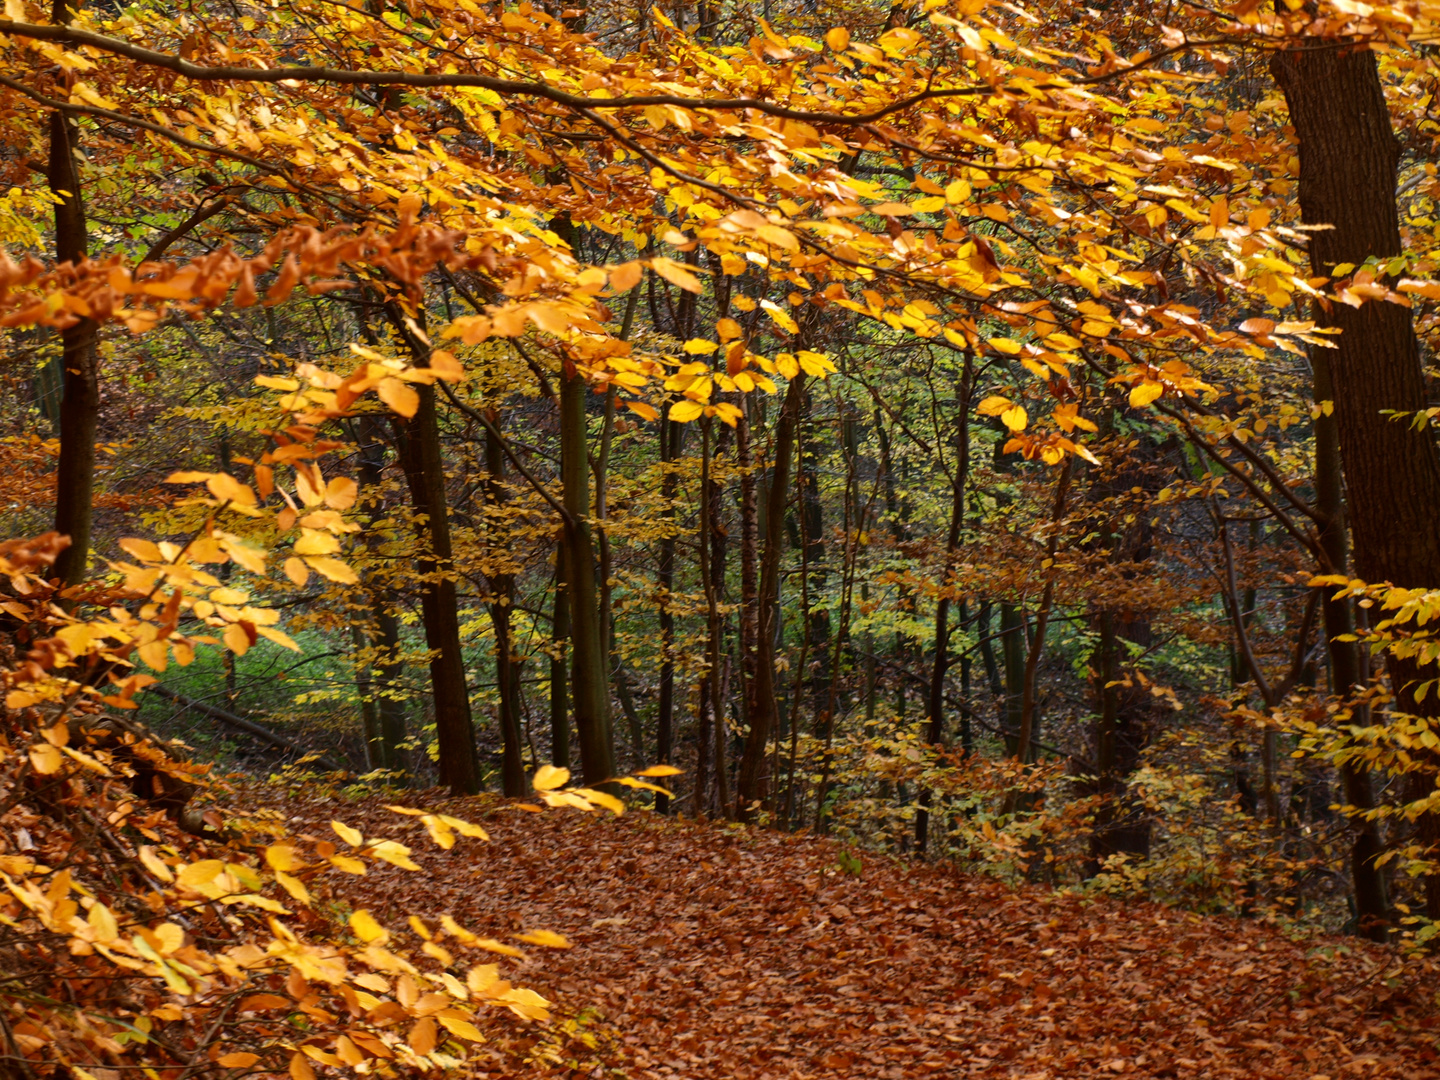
[1272,38,1440,919]
[736,373,807,818]
[485,414,526,796]
[47,2,99,590]
[559,359,616,788]
[394,381,478,795]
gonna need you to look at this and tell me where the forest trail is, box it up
[261,790,1439,1080]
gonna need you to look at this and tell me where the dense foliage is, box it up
[3,0,1440,1075]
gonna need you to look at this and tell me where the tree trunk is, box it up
[1312,347,1390,940]
[655,416,679,812]
[549,567,571,769]
[560,360,616,787]
[1272,39,1440,919]
[485,415,526,796]
[737,373,807,818]
[48,21,99,590]
[394,381,478,795]
[355,416,407,776]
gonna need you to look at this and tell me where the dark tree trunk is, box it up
[355,416,407,777]
[485,415,526,796]
[1273,39,1440,920]
[655,417,679,812]
[394,382,479,795]
[736,373,807,818]
[560,361,616,788]
[48,54,99,590]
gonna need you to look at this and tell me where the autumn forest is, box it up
[3,0,1440,1076]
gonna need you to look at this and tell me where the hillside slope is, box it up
[267,789,1440,1079]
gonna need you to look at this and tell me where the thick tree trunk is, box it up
[1272,39,1440,919]
[48,67,99,590]
[394,382,478,795]
[1312,348,1390,940]
[559,361,616,788]
[736,373,807,818]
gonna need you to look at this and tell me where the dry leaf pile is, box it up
[265,788,1440,1079]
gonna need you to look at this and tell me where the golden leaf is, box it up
[574,788,625,815]
[531,764,570,791]
[304,557,358,584]
[514,929,571,949]
[369,840,421,871]
[218,1053,259,1068]
[437,1015,486,1042]
[635,764,683,777]
[331,820,364,847]
[377,378,419,418]
[29,743,63,775]
[350,909,389,943]
[1129,382,1164,408]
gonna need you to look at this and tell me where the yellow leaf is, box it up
[532,764,571,791]
[304,556,358,584]
[294,529,340,556]
[609,260,643,293]
[206,472,257,507]
[760,298,799,334]
[912,195,946,213]
[515,929,571,949]
[650,256,702,293]
[616,776,672,795]
[683,338,719,354]
[574,787,625,815]
[436,814,489,840]
[29,743,63,775]
[625,400,659,421]
[987,337,1023,355]
[1129,382,1164,408]
[670,400,704,423]
[378,378,419,418]
[437,1015,486,1042]
[177,859,225,890]
[976,395,1012,417]
[283,557,310,587]
[218,1053,259,1068]
[290,1052,315,1080]
[369,840,422,871]
[408,1017,437,1056]
[350,909,389,943]
[324,477,358,510]
[329,854,366,874]
[635,764,682,777]
[331,820,364,847]
[87,900,118,944]
[274,870,311,905]
[223,623,251,657]
[333,1038,364,1067]
[474,937,525,957]
[138,845,174,883]
[1001,405,1028,432]
[825,26,849,50]
[118,538,162,562]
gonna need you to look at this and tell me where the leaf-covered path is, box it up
[274,792,1439,1079]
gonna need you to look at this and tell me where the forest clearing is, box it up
[3,0,1440,1076]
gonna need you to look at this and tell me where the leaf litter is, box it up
[256,786,1440,1079]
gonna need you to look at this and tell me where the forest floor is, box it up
[242,784,1440,1080]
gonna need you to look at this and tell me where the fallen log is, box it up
[147,685,346,773]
